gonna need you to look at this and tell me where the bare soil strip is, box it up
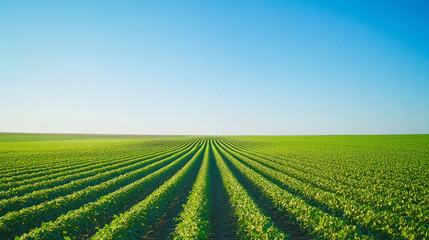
[208,147,238,240]
[142,153,203,239]
[218,148,311,240]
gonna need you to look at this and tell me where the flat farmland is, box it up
[0,134,428,239]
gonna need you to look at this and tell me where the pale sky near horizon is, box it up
[1,0,428,135]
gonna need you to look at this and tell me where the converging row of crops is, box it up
[0,134,428,239]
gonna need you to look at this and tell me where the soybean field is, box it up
[0,134,428,239]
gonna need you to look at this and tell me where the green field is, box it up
[0,134,428,239]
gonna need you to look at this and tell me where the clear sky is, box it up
[1,0,428,135]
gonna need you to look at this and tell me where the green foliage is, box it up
[172,143,211,239]
[212,142,286,239]
[1,134,428,240]
[90,141,206,239]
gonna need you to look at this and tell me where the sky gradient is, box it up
[1,0,428,135]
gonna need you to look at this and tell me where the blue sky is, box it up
[1,0,428,135]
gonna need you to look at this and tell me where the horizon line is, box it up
[1,131,428,137]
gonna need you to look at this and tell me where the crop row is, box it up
[0,140,195,216]
[0,141,192,201]
[222,139,429,228]
[0,138,188,178]
[18,141,202,240]
[172,143,211,239]
[227,138,428,205]
[211,142,286,239]
[213,140,371,239]
[90,141,207,239]
[0,140,187,183]
[2,136,426,240]
[1,140,202,239]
